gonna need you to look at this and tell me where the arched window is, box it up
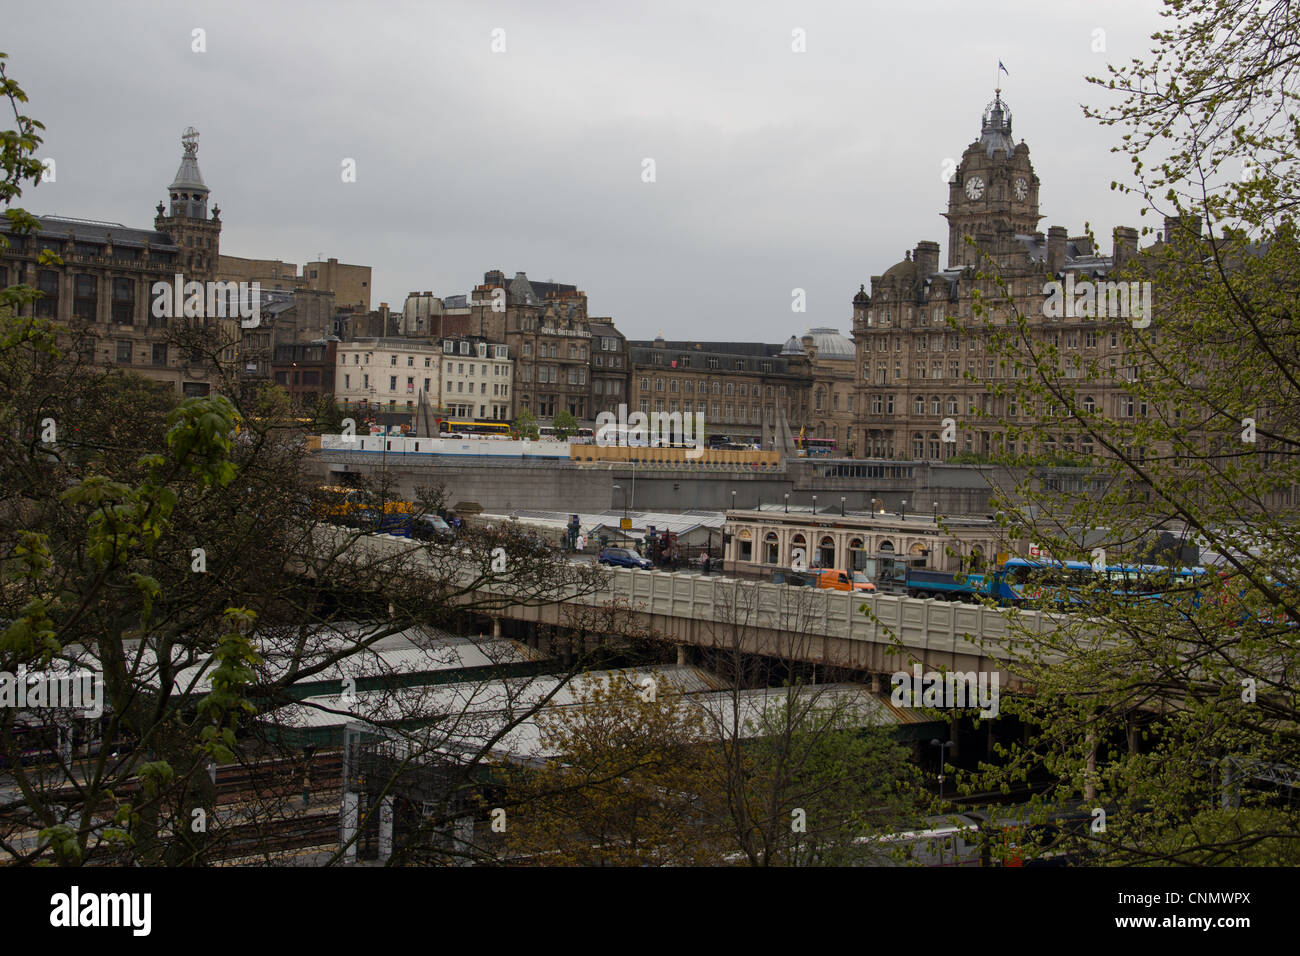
[946,395,958,415]
[1083,395,1095,413]
[913,433,924,459]
[849,538,866,571]
[913,395,925,415]
[878,539,895,553]
[764,532,780,564]
[931,396,941,416]
[790,533,807,568]
[818,536,836,568]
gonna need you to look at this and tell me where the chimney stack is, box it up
[1163,214,1203,244]
[1112,226,1139,270]
[1047,226,1068,273]
[913,240,940,277]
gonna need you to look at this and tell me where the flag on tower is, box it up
[999,61,1010,76]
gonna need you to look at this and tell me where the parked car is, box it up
[412,514,453,540]
[599,547,653,570]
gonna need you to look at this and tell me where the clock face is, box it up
[965,176,985,200]
[1015,177,1028,200]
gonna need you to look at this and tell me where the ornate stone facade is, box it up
[0,128,234,396]
[852,93,1145,463]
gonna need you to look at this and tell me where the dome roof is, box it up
[804,327,855,360]
[979,92,1015,158]
[852,283,869,306]
[883,254,917,281]
[779,335,806,356]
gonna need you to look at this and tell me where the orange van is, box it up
[815,569,876,592]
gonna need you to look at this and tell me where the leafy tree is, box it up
[955,0,1300,863]
[511,408,539,440]
[0,59,612,865]
[500,674,728,865]
[551,409,578,440]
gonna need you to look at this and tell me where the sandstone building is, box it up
[851,93,1144,463]
[0,128,234,396]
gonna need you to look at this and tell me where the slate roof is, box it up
[0,214,179,251]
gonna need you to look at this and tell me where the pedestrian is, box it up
[701,552,711,576]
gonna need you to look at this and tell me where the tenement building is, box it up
[627,336,812,446]
[852,92,1143,462]
[335,337,443,428]
[438,336,514,421]
[0,128,235,395]
[399,271,629,424]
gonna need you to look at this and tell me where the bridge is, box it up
[309,526,1067,689]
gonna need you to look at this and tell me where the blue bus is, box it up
[994,558,1207,607]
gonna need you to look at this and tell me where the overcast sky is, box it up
[9,0,1167,341]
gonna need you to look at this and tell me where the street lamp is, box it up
[812,494,818,515]
[840,495,846,517]
[930,738,956,802]
[901,499,908,521]
[613,485,625,520]
[933,500,939,521]
[784,492,789,514]
[731,490,736,513]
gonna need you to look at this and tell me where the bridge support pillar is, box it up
[870,673,881,693]
[341,792,360,863]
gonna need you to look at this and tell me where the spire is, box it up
[166,127,209,219]
[979,92,1014,158]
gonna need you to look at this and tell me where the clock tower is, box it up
[944,92,1040,269]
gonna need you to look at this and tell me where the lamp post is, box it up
[812,494,818,515]
[731,490,737,513]
[901,499,908,522]
[930,738,956,802]
[840,496,846,517]
[784,492,789,514]
[613,485,625,521]
[933,500,939,521]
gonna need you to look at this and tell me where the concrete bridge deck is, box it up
[319,528,1064,689]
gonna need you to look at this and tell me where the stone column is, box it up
[377,796,394,863]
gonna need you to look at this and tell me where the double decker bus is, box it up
[796,437,837,458]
